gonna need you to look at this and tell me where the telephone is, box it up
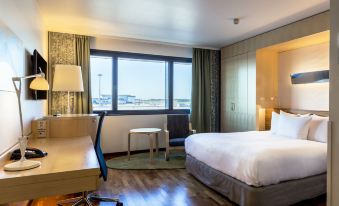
[10,148,48,160]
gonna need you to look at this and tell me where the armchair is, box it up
[164,114,196,161]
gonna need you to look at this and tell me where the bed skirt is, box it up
[186,154,326,206]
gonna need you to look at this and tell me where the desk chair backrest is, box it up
[167,114,189,139]
[95,111,108,181]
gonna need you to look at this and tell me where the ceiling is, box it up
[37,0,329,49]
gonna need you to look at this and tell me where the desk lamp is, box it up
[4,68,49,171]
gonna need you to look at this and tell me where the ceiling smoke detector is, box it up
[233,18,240,25]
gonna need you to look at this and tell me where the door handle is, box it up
[231,103,236,111]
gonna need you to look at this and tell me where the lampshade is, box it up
[30,77,49,90]
[52,65,84,92]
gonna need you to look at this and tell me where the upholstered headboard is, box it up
[275,108,329,116]
[264,108,329,130]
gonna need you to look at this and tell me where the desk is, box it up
[0,136,100,204]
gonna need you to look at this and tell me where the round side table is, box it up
[128,128,162,163]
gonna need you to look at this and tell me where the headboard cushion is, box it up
[275,108,329,117]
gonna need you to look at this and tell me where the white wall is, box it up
[90,36,192,58]
[91,36,192,153]
[101,115,167,153]
[278,42,329,111]
[0,0,47,156]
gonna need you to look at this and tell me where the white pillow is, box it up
[277,112,312,139]
[270,112,280,134]
[308,115,328,143]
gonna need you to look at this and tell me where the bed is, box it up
[185,111,328,206]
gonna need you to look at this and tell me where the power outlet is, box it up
[37,121,46,130]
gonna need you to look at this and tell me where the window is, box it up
[118,58,168,110]
[90,50,192,115]
[173,62,192,109]
[90,56,113,111]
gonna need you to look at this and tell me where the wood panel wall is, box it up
[221,11,329,59]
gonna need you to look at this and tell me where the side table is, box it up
[128,128,162,163]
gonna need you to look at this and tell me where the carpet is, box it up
[106,151,186,170]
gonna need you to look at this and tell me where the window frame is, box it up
[90,49,192,115]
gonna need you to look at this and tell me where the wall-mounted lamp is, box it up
[291,70,329,84]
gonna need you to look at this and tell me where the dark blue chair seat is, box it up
[169,138,186,147]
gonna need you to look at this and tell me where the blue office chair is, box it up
[57,111,123,206]
[88,111,123,206]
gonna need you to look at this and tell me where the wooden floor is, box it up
[6,168,326,206]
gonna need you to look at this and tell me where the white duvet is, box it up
[185,131,327,187]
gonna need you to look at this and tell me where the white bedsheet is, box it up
[185,131,327,187]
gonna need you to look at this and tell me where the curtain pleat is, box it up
[75,35,92,113]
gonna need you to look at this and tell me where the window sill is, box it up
[93,109,190,116]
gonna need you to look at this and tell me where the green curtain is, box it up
[75,35,92,113]
[48,32,92,114]
[191,48,220,133]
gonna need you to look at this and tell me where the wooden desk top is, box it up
[0,136,100,188]
[41,114,98,120]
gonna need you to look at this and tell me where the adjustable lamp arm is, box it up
[11,69,46,138]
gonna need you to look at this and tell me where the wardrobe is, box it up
[220,11,329,132]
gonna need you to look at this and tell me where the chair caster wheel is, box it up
[116,202,123,206]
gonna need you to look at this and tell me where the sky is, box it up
[90,56,192,99]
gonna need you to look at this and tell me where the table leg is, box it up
[155,132,159,156]
[149,134,154,163]
[128,133,131,160]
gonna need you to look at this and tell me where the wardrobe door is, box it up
[221,53,249,132]
[221,58,234,132]
[235,53,248,132]
[220,59,227,131]
[247,52,256,131]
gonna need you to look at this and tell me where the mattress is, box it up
[185,131,327,187]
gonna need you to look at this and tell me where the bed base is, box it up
[186,155,326,206]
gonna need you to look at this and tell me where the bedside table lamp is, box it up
[4,68,49,171]
[52,65,84,114]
